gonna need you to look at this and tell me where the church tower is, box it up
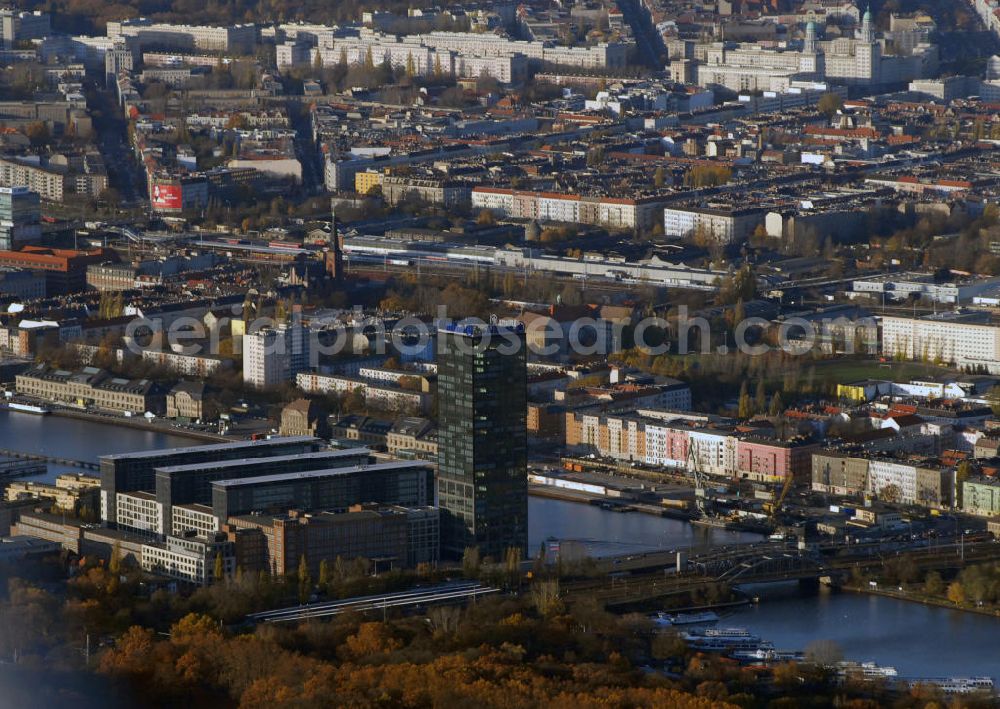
[325,204,344,281]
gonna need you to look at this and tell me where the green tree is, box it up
[715,265,756,305]
[947,581,966,605]
[504,547,521,590]
[817,92,844,117]
[213,552,224,583]
[731,299,745,329]
[685,165,732,188]
[24,121,49,147]
[956,460,972,506]
[924,571,944,597]
[109,541,122,575]
[461,546,481,578]
[769,391,783,416]
[653,166,666,188]
[298,554,312,604]
[503,271,516,297]
[737,381,752,419]
[530,579,564,616]
[318,558,330,592]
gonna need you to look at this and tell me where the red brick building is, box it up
[0,246,114,294]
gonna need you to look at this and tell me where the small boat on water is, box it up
[902,677,995,694]
[837,661,898,678]
[731,648,805,663]
[682,627,769,652]
[6,402,50,415]
[684,635,772,652]
[651,611,720,626]
[702,627,754,638]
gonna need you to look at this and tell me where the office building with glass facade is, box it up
[436,322,528,560]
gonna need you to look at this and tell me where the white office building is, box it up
[171,504,220,538]
[116,491,164,536]
[141,534,234,585]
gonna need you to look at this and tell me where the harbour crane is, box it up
[766,471,795,520]
[687,439,707,515]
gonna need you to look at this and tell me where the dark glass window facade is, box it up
[436,326,527,560]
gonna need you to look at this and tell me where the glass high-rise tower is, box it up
[436,322,527,560]
[0,187,40,251]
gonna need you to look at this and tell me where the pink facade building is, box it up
[736,438,819,483]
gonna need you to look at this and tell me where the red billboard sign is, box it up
[151,183,182,211]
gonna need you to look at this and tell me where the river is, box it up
[727,582,1000,682]
[0,409,199,483]
[528,495,763,556]
[3,412,998,682]
[530,497,1000,682]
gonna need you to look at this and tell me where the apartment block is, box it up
[472,187,667,232]
[867,459,954,507]
[735,437,820,484]
[663,205,768,244]
[297,372,431,413]
[4,474,100,515]
[107,19,257,53]
[141,349,231,377]
[881,313,1000,372]
[0,158,65,202]
[243,321,310,389]
[382,175,470,208]
[811,451,870,496]
[963,476,1000,517]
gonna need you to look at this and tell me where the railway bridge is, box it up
[570,538,1000,610]
[0,448,99,472]
[690,546,826,584]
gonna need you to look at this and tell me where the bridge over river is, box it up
[566,537,1000,610]
[0,457,48,480]
[0,448,99,472]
